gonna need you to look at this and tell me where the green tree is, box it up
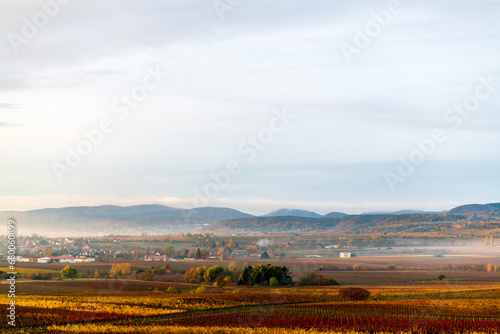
[237,264,292,286]
[238,266,253,285]
[60,265,77,279]
[269,277,279,287]
[203,265,225,283]
[261,251,270,259]
[194,248,202,260]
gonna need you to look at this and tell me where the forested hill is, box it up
[204,210,500,235]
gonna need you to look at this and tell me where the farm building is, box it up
[339,252,352,258]
[50,256,76,263]
[36,256,76,263]
[75,257,96,263]
[18,256,41,263]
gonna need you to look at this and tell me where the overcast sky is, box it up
[1,0,499,215]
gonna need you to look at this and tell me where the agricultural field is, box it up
[2,236,499,333]
[1,275,500,333]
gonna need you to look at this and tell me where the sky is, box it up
[0,0,499,215]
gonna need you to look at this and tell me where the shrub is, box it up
[33,273,52,280]
[437,263,487,271]
[353,264,362,271]
[269,277,279,287]
[166,286,180,293]
[215,276,232,288]
[339,287,370,300]
[299,272,339,286]
[194,286,206,294]
[317,265,340,271]
[438,274,446,280]
[138,271,154,281]
[385,263,396,270]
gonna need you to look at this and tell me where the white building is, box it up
[37,257,51,263]
[339,252,351,258]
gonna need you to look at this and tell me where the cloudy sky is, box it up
[1,0,499,215]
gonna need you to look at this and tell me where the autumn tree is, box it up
[109,263,131,278]
[61,265,77,278]
[43,248,54,257]
[184,268,198,282]
[164,246,175,258]
[228,262,238,272]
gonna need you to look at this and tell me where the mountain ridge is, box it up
[2,202,498,236]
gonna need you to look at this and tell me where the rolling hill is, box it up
[204,202,500,235]
[448,202,500,214]
[261,209,323,218]
[2,202,499,236]
[323,211,348,218]
[0,205,253,236]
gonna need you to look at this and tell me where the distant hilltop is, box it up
[1,202,499,236]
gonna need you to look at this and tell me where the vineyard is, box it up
[1,282,499,333]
